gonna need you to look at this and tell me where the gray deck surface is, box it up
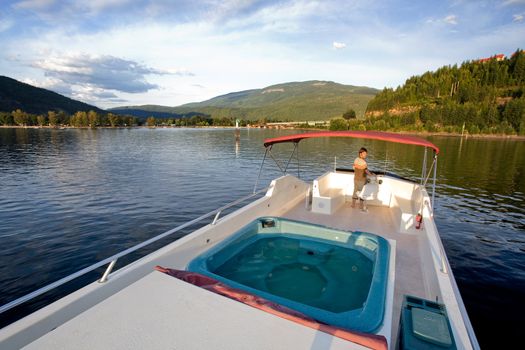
[22,271,370,350]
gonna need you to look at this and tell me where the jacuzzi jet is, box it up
[261,219,276,228]
[352,265,358,272]
[307,251,314,255]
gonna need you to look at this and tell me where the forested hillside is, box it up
[0,76,138,127]
[358,49,525,135]
[0,76,102,115]
[111,81,379,121]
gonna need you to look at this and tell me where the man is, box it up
[352,147,373,210]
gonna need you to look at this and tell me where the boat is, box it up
[0,131,479,349]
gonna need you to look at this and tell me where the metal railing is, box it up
[424,200,448,274]
[0,188,267,315]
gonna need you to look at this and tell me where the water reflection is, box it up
[0,128,523,347]
[235,129,240,157]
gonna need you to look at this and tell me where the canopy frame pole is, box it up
[383,150,388,175]
[421,147,428,185]
[423,156,436,187]
[296,142,300,178]
[283,142,298,173]
[253,147,269,193]
[431,154,438,212]
[268,148,285,173]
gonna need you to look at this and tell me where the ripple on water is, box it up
[0,129,524,347]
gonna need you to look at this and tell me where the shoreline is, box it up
[1,125,524,140]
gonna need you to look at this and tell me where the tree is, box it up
[509,49,525,84]
[12,109,28,126]
[88,110,100,128]
[37,115,47,126]
[108,113,120,127]
[146,116,156,127]
[502,98,525,132]
[56,111,68,126]
[71,111,88,127]
[329,118,348,131]
[0,111,13,125]
[342,109,357,120]
[48,111,58,126]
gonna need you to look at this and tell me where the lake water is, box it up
[1,127,524,348]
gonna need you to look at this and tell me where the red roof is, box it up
[263,130,440,154]
[477,54,505,63]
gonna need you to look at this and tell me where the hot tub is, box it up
[188,217,390,333]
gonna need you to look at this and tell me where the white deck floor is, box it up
[19,201,428,350]
[23,271,370,350]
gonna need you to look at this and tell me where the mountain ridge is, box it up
[0,76,102,115]
[110,80,379,121]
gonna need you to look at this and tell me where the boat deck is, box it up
[18,201,428,350]
[22,270,370,350]
[283,200,428,344]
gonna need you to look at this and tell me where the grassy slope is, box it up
[112,81,379,121]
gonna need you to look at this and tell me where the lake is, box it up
[1,127,524,348]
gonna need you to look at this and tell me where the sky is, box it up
[0,0,524,109]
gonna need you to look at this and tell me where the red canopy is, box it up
[263,131,440,154]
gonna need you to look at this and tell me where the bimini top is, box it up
[263,130,440,154]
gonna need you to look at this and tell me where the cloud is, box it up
[31,53,192,94]
[503,0,525,6]
[75,0,132,14]
[218,0,327,33]
[513,13,524,22]
[333,41,346,49]
[13,0,56,10]
[444,15,458,25]
[22,77,73,95]
[13,0,132,14]
[0,17,14,32]
[71,85,127,103]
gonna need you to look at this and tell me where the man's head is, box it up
[359,147,368,159]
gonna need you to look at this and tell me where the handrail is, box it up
[0,188,268,315]
[424,200,447,274]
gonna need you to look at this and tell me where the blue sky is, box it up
[0,0,524,109]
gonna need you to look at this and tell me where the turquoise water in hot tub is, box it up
[189,217,390,333]
[214,236,373,313]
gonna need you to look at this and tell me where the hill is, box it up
[359,49,525,135]
[0,76,103,115]
[108,106,203,120]
[111,81,379,121]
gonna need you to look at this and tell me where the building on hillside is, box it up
[476,54,505,63]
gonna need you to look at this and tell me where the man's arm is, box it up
[353,158,367,170]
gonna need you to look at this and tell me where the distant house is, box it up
[476,54,505,63]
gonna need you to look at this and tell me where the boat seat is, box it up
[392,196,415,233]
[311,174,346,215]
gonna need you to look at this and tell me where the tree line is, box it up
[354,49,525,135]
[0,109,139,128]
[0,109,282,128]
[143,115,282,127]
